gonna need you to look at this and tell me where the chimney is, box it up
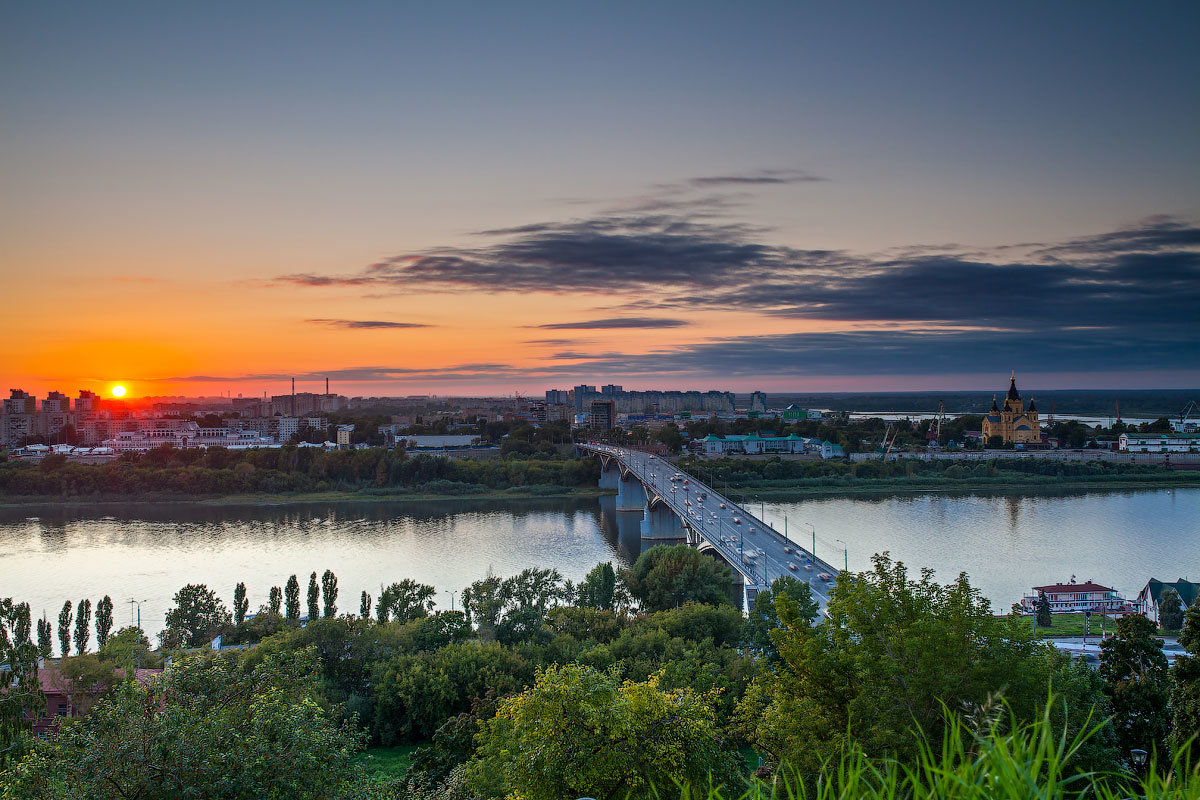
[326,377,329,396]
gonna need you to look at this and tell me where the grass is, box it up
[684,703,1200,799]
[353,744,421,779]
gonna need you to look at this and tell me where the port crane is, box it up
[1180,401,1198,432]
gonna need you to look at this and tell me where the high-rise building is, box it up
[590,399,615,431]
[601,384,623,396]
[38,391,75,439]
[1,390,37,447]
[749,391,767,413]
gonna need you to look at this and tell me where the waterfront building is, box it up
[1118,432,1200,453]
[1020,577,1132,614]
[982,373,1041,445]
[1137,578,1199,625]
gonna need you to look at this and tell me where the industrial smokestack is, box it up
[326,377,329,396]
[291,378,296,418]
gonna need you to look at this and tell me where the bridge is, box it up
[579,443,841,613]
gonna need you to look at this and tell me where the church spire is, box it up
[1007,372,1021,402]
[991,394,999,412]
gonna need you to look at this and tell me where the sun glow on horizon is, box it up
[111,385,127,397]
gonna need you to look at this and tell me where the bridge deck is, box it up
[582,443,840,614]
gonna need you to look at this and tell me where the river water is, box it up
[1,488,1196,646]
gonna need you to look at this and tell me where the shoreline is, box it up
[0,479,1195,510]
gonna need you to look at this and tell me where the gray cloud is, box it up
[305,319,430,329]
[685,169,829,186]
[531,317,690,330]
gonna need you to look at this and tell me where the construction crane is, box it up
[880,423,898,460]
[1180,401,1199,432]
[926,402,945,449]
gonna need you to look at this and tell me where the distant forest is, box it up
[750,390,1197,418]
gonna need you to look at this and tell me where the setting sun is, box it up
[111,385,126,397]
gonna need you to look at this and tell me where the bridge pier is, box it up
[641,501,686,540]
[598,463,620,491]
[615,474,647,512]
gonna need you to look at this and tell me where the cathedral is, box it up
[982,373,1041,445]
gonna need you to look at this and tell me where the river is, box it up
[1,488,1196,646]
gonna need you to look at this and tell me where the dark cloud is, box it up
[305,319,430,329]
[277,212,1200,374]
[685,169,828,186]
[551,327,1199,377]
[531,317,690,330]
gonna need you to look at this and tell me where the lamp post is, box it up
[446,590,456,611]
[127,598,147,630]
[804,523,815,560]
[835,538,848,572]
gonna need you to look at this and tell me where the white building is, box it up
[1118,432,1200,453]
[103,421,276,452]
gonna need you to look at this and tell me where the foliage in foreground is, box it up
[2,650,364,800]
[690,705,1200,800]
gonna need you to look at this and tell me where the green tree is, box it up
[321,569,338,617]
[233,582,249,625]
[1,599,42,769]
[1036,591,1052,628]
[37,618,53,660]
[1172,603,1200,767]
[360,590,372,620]
[577,561,617,610]
[268,585,283,616]
[57,601,72,657]
[744,576,818,661]
[72,598,92,654]
[4,650,365,799]
[1159,587,1184,631]
[101,626,155,672]
[736,553,1055,772]
[622,544,732,612]
[94,595,114,650]
[469,663,742,800]
[461,572,505,638]
[160,584,231,649]
[58,653,119,717]
[1099,613,1171,769]
[306,571,320,622]
[285,574,301,621]
[377,579,437,624]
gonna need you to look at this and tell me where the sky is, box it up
[2,1,1198,399]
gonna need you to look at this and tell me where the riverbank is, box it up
[0,485,609,508]
[2,476,1197,509]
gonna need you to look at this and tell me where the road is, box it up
[581,443,840,614]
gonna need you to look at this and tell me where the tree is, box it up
[57,601,73,657]
[58,654,119,717]
[1,599,42,769]
[461,573,505,638]
[285,575,301,621]
[577,562,617,610]
[469,663,741,800]
[377,579,437,624]
[1036,591,1052,628]
[95,595,114,650]
[4,650,365,799]
[1159,587,1184,631]
[73,599,92,655]
[744,576,818,661]
[360,591,372,620]
[37,618,53,660]
[160,584,231,649]
[307,572,320,622]
[736,553,1057,772]
[1172,603,1200,767]
[101,626,154,672]
[1099,613,1171,769]
[622,544,732,612]
[233,582,249,626]
[268,585,283,616]
[321,569,338,617]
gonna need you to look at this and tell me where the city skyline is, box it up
[3,2,1199,397]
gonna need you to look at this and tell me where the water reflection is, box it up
[0,488,1196,646]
